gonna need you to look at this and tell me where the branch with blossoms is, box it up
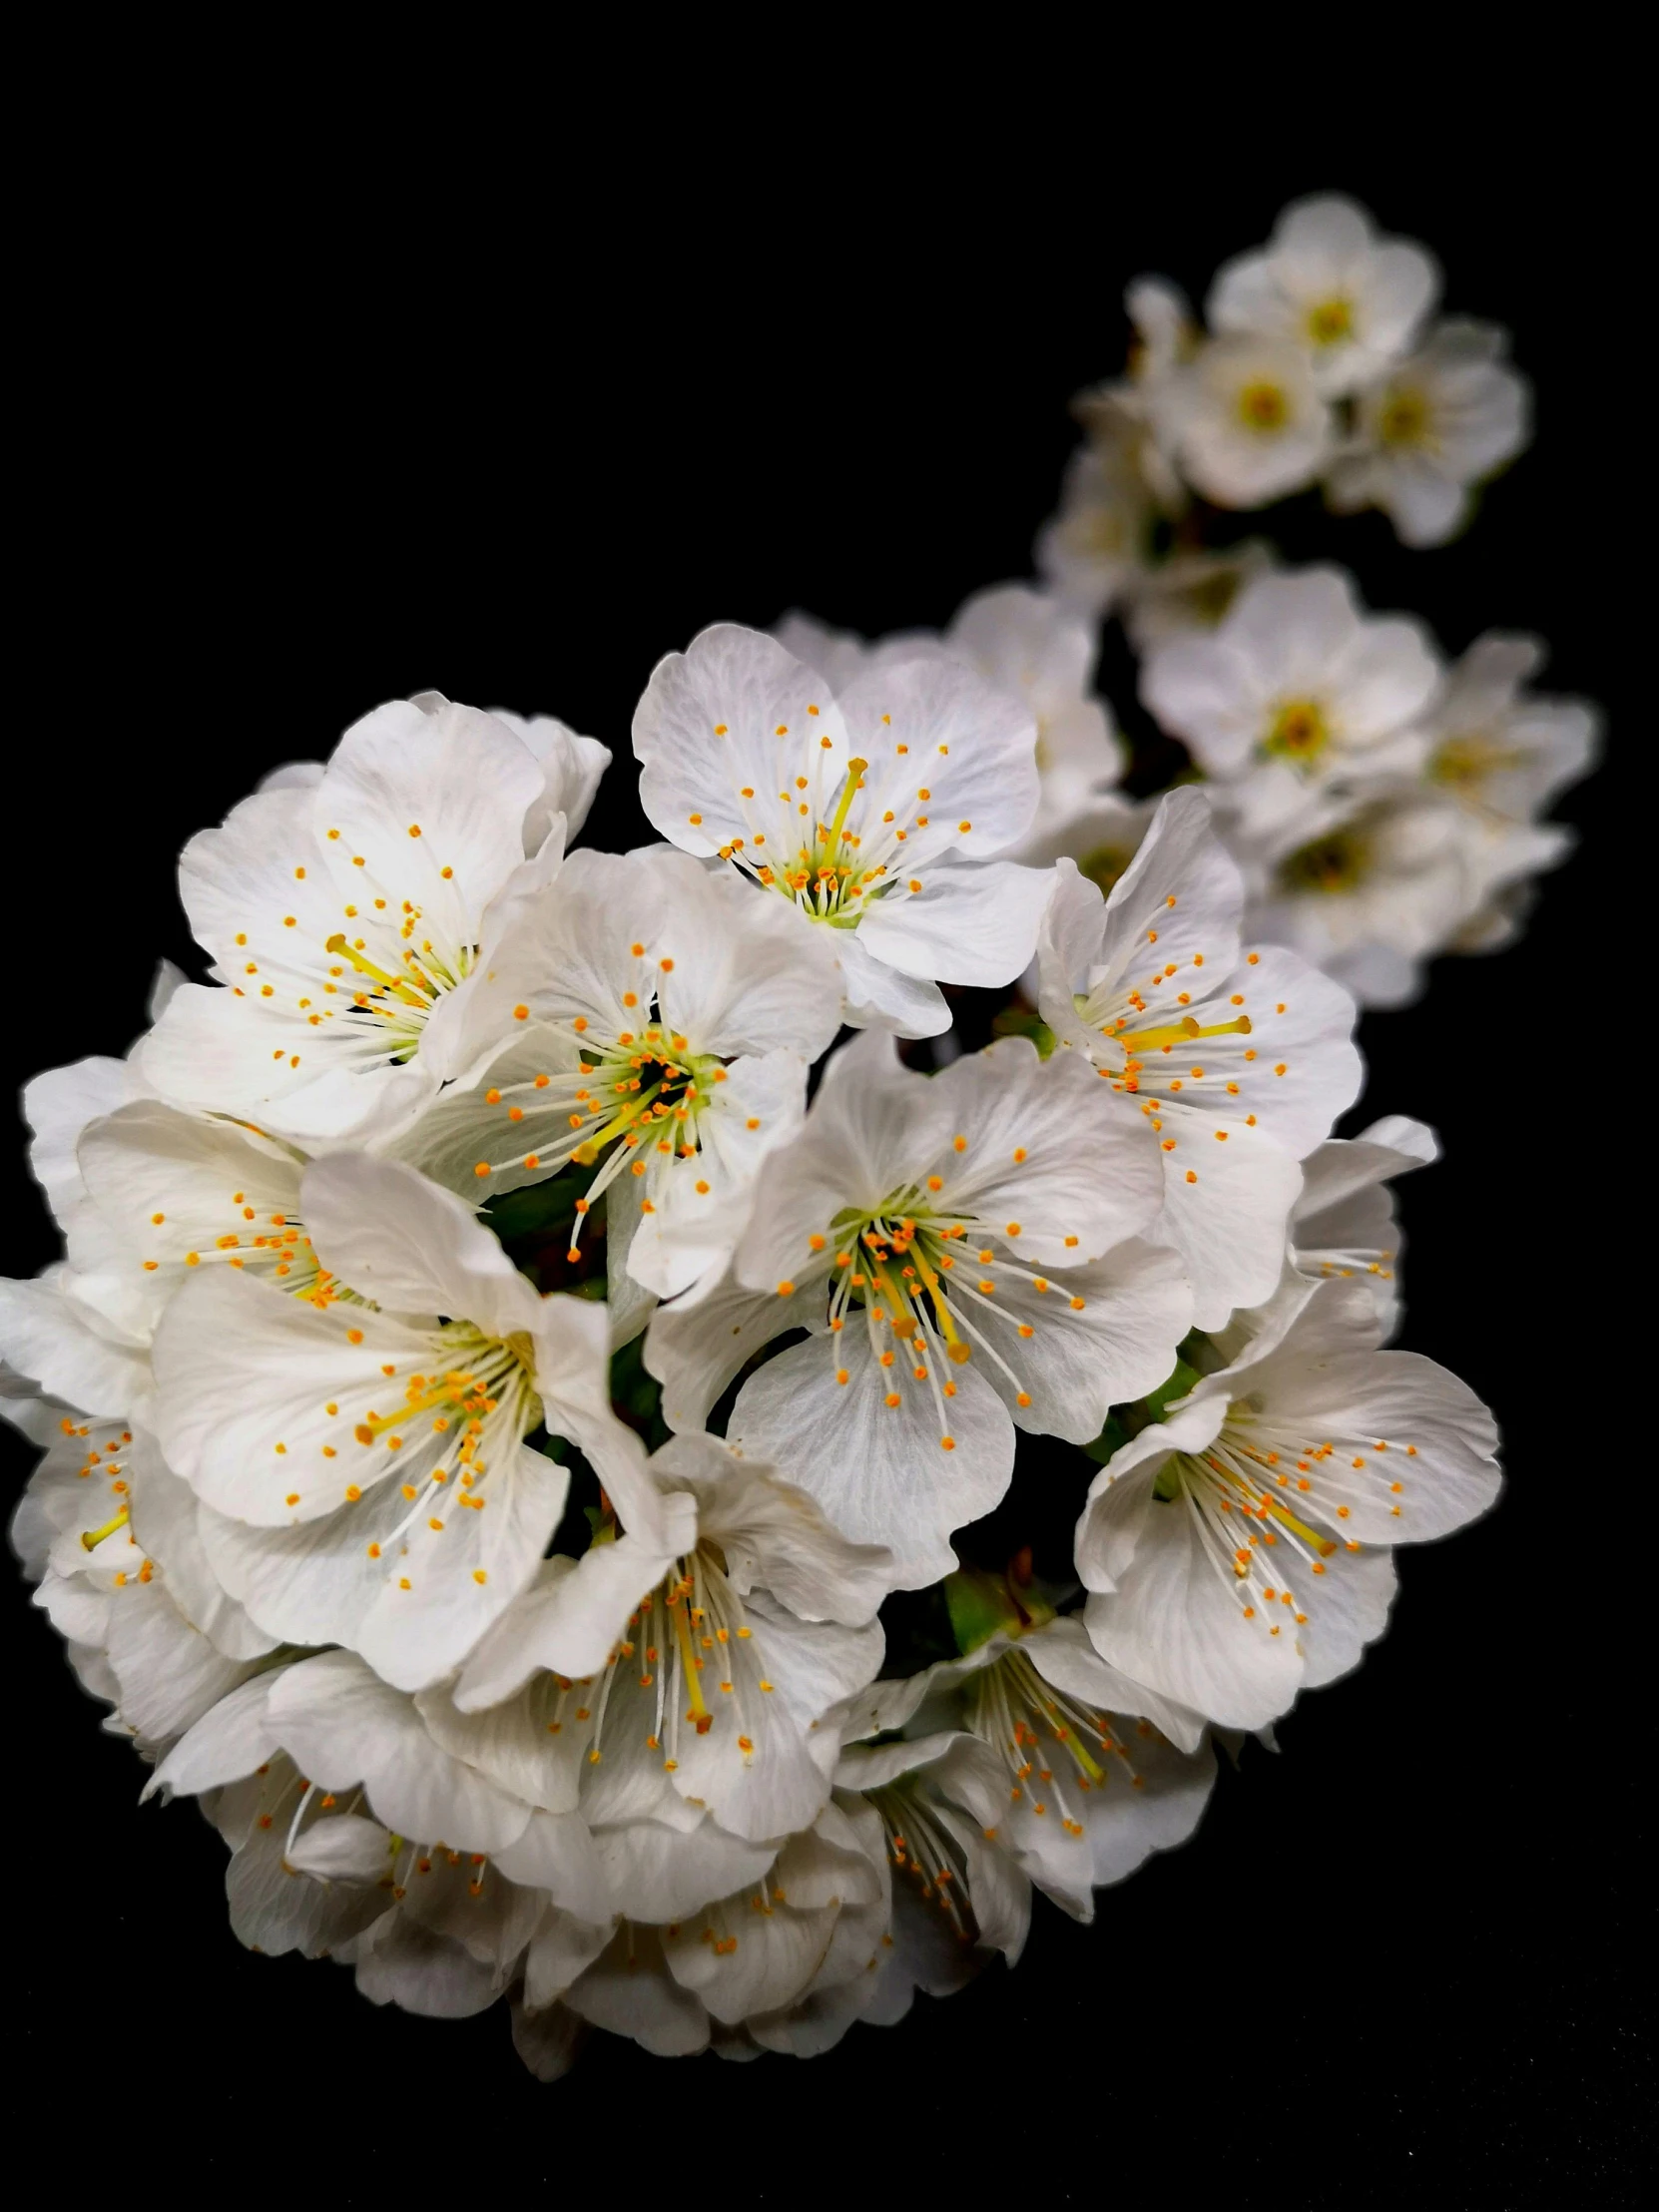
[0,193,1590,2075]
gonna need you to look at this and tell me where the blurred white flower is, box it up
[1149,334,1335,508]
[1420,633,1597,948]
[1328,319,1530,546]
[1209,195,1439,397]
[1246,787,1486,1009]
[1121,539,1279,657]
[1141,566,1442,835]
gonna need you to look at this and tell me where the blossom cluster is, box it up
[1,194,1581,2076]
[1023,193,1596,1007]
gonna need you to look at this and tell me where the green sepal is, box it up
[990,1005,1056,1057]
[944,1565,1025,1655]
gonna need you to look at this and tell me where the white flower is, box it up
[389,843,841,1309]
[1283,1114,1436,1339]
[1418,633,1598,946]
[527,1798,891,2062]
[648,1030,1186,1588]
[451,1429,888,1849]
[1035,791,1363,1329]
[145,1626,894,2064]
[1327,319,1530,547]
[1245,787,1484,1009]
[631,624,1051,1038]
[836,1730,1031,1993]
[779,587,1123,862]
[1209,195,1439,397]
[846,1596,1214,1923]
[1149,334,1335,508]
[10,1398,274,1742]
[1075,1282,1500,1731]
[1140,566,1442,836]
[948,586,1125,851]
[137,693,606,1145]
[150,1152,624,1691]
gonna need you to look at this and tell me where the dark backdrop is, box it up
[6,129,1644,2204]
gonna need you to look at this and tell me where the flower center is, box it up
[469,975,728,1254]
[1153,1398,1414,1640]
[1377,385,1431,448]
[868,1778,977,1942]
[1276,826,1372,895]
[1305,296,1354,347]
[545,1540,774,1779]
[1236,380,1290,432]
[1262,698,1332,767]
[321,928,475,1062]
[710,736,977,930]
[799,1177,1090,1447]
[1429,732,1525,795]
[329,1322,543,1560]
[968,1645,1149,1839]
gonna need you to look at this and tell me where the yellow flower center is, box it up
[1262,698,1332,767]
[1236,380,1290,432]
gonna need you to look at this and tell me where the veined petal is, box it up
[929,1034,1162,1264]
[356,1442,571,1693]
[833,930,951,1037]
[731,1328,1012,1590]
[268,1650,533,1855]
[300,1152,532,1338]
[153,1270,438,1526]
[837,654,1039,864]
[634,624,850,859]
[644,1269,801,1435]
[321,697,544,946]
[1148,1104,1306,1331]
[856,859,1053,989]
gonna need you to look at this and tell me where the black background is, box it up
[6,121,1645,2205]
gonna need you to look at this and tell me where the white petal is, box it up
[633,624,848,859]
[834,928,950,1037]
[268,1652,532,1854]
[300,1152,534,1340]
[143,1670,280,1800]
[837,654,1039,862]
[931,1034,1163,1264]
[856,859,1053,989]
[645,1269,798,1434]
[732,1328,1012,1590]
[355,1442,571,1693]
[565,1924,710,2055]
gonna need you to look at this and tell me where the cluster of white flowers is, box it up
[0,194,1587,2076]
[1026,194,1594,1007]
